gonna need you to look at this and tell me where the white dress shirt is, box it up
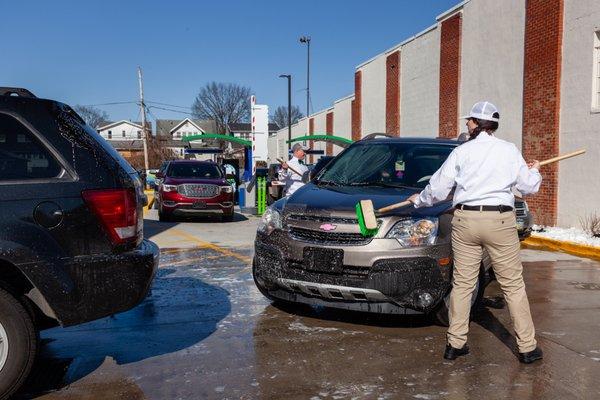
[278,156,309,197]
[414,133,542,208]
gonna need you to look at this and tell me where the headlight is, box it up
[385,218,438,247]
[220,185,233,193]
[162,184,178,192]
[257,207,282,235]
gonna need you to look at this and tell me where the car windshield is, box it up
[168,163,222,179]
[317,142,454,188]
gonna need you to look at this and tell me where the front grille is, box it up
[515,200,527,217]
[287,214,359,225]
[178,184,219,198]
[289,227,372,246]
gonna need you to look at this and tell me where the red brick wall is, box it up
[522,0,564,225]
[438,13,462,138]
[352,71,362,141]
[386,50,401,136]
[326,112,334,156]
[308,117,315,163]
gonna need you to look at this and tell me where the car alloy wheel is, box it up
[0,322,7,372]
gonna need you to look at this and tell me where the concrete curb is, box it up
[522,235,600,261]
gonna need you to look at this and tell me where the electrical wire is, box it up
[147,105,195,116]
[146,101,192,110]
[82,101,138,107]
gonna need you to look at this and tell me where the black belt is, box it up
[456,204,514,213]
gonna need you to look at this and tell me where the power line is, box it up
[147,105,194,116]
[82,101,138,107]
[146,101,192,110]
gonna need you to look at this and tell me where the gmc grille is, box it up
[178,184,219,198]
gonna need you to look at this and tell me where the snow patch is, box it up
[531,226,600,248]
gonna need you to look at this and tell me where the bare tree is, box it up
[270,106,304,129]
[191,82,251,133]
[74,105,110,129]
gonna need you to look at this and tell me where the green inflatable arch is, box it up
[182,133,252,147]
[286,134,353,147]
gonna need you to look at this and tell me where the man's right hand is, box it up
[281,162,289,170]
[527,160,540,170]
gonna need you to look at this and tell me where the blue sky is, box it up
[1,0,458,124]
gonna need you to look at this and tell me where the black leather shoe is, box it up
[518,347,543,364]
[443,344,469,360]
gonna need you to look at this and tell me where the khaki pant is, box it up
[447,208,537,353]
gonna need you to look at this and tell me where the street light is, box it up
[279,74,292,151]
[299,35,311,116]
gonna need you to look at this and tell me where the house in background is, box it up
[155,118,217,140]
[97,120,151,141]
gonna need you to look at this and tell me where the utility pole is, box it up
[299,36,311,116]
[138,67,150,173]
[279,74,292,151]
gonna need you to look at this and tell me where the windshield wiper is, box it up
[314,179,340,187]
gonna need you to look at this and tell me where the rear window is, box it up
[0,113,62,180]
[168,163,223,179]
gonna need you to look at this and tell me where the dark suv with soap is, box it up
[0,88,158,399]
[253,135,532,325]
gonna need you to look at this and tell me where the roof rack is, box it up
[0,87,37,98]
[360,133,395,141]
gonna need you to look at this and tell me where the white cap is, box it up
[291,143,308,152]
[461,101,500,122]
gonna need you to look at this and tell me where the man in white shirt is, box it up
[408,101,543,364]
[279,143,309,197]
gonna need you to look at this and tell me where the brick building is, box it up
[269,0,600,228]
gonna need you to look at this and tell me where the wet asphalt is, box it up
[17,211,600,400]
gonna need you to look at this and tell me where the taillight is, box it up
[82,188,138,245]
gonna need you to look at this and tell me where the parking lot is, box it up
[18,211,600,400]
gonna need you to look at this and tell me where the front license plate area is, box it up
[192,201,207,209]
[304,247,344,274]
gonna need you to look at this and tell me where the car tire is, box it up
[0,287,38,400]
[158,209,171,222]
[433,268,486,327]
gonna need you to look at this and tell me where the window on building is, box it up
[122,130,126,137]
[593,31,600,110]
[0,113,62,180]
[137,130,142,139]
[108,130,112,139]
[176,132,181,138]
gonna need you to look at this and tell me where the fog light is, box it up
[163,201,176,206]
[417,292,434,308]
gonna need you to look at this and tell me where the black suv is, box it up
[0,88,158,398]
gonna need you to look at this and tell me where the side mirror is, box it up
[155,172,165,179]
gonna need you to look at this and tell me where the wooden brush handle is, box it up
[377,200,412,214]
[539,149,585,166]
[277,157,303,176]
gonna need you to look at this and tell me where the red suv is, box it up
[156,160,234,222]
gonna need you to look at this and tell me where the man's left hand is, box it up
[407,194,419,204]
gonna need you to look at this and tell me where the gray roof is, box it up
[155,119,217,136]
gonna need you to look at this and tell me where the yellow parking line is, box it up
[169,228,252,264]
[162,255,222,266]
